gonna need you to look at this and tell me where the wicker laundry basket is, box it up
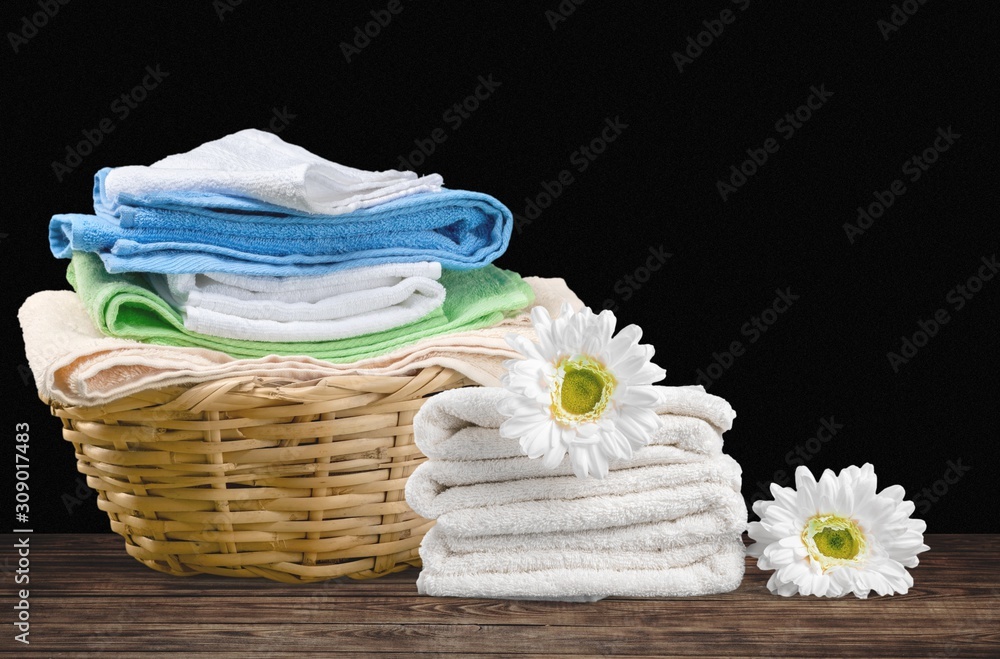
[46,366,473,583]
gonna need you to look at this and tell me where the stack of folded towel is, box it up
[19,278,582,407]
[24,129,552,400]
[405,386,747,601]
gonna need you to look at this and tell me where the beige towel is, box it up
[19,277,582,407]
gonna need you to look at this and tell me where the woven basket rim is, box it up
[44,368,458,411]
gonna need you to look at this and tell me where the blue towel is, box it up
[49,168,513,275]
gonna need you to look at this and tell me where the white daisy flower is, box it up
[747,463,930,599]
[497,304,666,479]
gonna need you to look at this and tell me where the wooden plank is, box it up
[1,534,997,656]
[9,621,1000,656]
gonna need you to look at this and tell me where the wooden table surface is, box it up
[3,534,997,657]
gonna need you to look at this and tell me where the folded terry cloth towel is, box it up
[146,262,445,342]
[415,440,722,488]
[65,251,533,361]
[19,277,582,407]
[423,531,739,575]
[427,513,747,556]
[406,458,745,536]
[412,386,736,463]
[417,526,745,601]
[410,406,725,488]
[102,128,443,215]
[50,172,513,275]
[163,261,442,306]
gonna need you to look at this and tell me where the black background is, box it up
[3,1,997,533]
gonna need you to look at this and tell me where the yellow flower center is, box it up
[802,514,867,572]
[551,356,616,425]
[814,527,857,559]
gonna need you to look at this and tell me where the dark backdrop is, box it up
[3,1,996,533]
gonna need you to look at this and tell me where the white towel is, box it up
[18,277,583,407]
[407,459,746,537]
[417,526,746,601]
[428,512,747,555]
[423,531,739,575]
[407,456,740,519]
[165,261,442,306]
[103,128,444,215]
[418,442,722,488]
[412,386,736,463]
[146,262,445,341]
[411,410,724,488]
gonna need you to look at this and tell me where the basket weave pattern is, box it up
[49,366,473,583]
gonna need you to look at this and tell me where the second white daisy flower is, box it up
[498,304,666,479]
[747,463,930,598]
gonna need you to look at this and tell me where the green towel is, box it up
[67,251,534,362]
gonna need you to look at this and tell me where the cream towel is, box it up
[18,277,582,407]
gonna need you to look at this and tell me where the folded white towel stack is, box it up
[405,385,747,601]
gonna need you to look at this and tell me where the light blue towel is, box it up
[49,168,513,275]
